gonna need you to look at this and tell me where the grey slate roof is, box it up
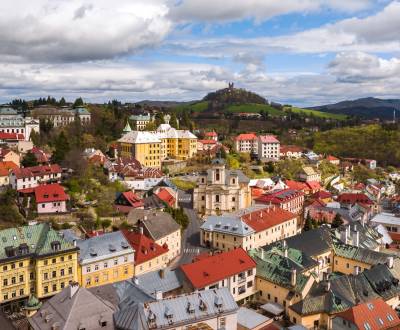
[290,264,400,316]
[134,268,183,297]
[29,284,115,330]
[237,307,271,329]
[140,212,180,241]
[77,231,134,264]
[275,227,332,257]
[114,287,238,330]
[201,215,255,236]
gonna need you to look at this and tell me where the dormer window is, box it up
[50,241,61,251]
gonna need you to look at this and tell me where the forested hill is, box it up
[203,84,268,106]
[309,97,400,120]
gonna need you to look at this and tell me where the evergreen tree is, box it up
[170,113,179,128]
[303,213,313,231]
[52,131,70,163]
[331,213,344,228]
[59,97,66,106]
[73,97,84,108]
[21,151,38,168]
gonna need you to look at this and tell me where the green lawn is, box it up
[174,101,208,113]
[227,103,283,116]
[170,178,197,191]
[285,106,347,120]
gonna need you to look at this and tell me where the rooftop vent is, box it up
[164,306,173,319]
[199,298,207,311]
[187,302,195,314]
[89,248,97,256]
[121,241,129,249]
[108,244,116,252]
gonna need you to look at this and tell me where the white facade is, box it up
[257,136,280,161]
[234,138,258,153]
[10,170,62,190]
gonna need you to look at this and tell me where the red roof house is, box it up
[122,230,168,266]
[334,298,400,330]
[240,207,297,233]
[337,193,373,206]
[180,248,256,290]
[155,188,176,208]
[114,191,144,214]
[234,133,257,141]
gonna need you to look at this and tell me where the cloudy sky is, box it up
[1,0,400,106]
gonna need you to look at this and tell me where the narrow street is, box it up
[170,189,209,268]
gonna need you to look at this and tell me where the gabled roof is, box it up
[336,298,400,330]
[338,193,374,205]
[0,161,18,176]
[204,131,217,137]
[34,183,68,203]
[12,164,61,179]
[255,189,304,205]
[137,211,180,241]
[258,135,280,144]
[0,132,24,141]
[29,284,115,330]
[122,230,168,265]
[0,223,77,262]
[241,206,296,232]
[180,248,256,289]
[235,133,257,141]
[77,231,134,264]
[280,145,304,154]
[155,188,175,207]
[119,191,144,208]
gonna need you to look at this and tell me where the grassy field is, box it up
[170,178,197,191]
[175,101,208,113]
[227,103,283,116]
[285,106,347,120]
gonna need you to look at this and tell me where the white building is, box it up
[129,113,153,130]
[234,133,258,153]
[0,107,40,141]
[257,135,280,161]
[9,164,62,190]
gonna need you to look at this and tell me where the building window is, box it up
[86,277,91,286]
[19,262,23,267]
[68,267,73,275]
[52,271,56,278]
[19,275,23,282]
[19,289,24,296]
[95,264,99,271]
[61,269,65,276]
[3,279,7,286]
[52,284,57,292]
[104,262,108,268]
[44,286,49,294]
[2,265,6,271]
[215,195,220,203]
[219,317,226,328]
[11,277,16,284]
[61,282,65,289]
[52,258,56,264]
[114,259,118,265]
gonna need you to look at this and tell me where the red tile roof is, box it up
[198,139,217,145]
[312,190,332,200]
[122,230,168,265]
[280,145,303,154]
[337,193,373,205]
[30,147,50,163]
[156,188,175,207]
[0,161,18,176]
[336,298,400,330]
[256,189,304,205]
[120,191,144,208]
[180,248,256,289]
[285,180,309,192]
[0,132,24,141]
[326,155,339,161]
[12,164,62,179]
[235,133,257,141]
[306,181,321,190]
[204,131,217,137]
[258,135,280,144]
[34,183,68,203]
[241,207,296,232]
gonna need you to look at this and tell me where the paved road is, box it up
[170,190,209,268]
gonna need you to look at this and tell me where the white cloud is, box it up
[328,52,400,82]
[169,0,373,23]
[0,0,172,62]
[166,1,400,57]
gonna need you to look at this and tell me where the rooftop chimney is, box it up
[352,230,359,247]
[387,256,394,269]
[155,291,163,300]
[325,280,331,292]
[159,269,165,279]
[291,269,297,287]
[139,227,144,235]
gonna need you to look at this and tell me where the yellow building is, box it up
[0,223,79,308]
[201,206,298,252]
[332,241,391,275]
[76,231,135,288]
[249,245,316,315]
[118,121,197,168]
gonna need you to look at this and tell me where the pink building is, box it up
[34,183,69,214]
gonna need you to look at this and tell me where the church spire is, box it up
[123,120,132,134]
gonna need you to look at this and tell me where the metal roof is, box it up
[237,307,271,329]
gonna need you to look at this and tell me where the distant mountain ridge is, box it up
[308,97,400,120]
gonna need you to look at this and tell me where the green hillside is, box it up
[227,103,283,116]
[284,106,348,120]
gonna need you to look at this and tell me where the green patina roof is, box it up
[0,223,77,262]
[249,248,314,293]
[333,240,390,265]
[123,120,132,133]
[74,107,90,115]
[25,294,42,310]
